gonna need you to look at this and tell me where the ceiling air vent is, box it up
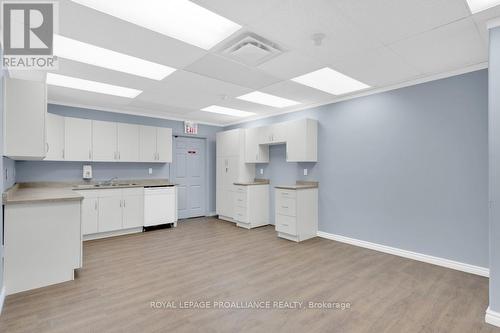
[221,34,282,67]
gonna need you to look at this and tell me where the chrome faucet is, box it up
[100,177,118,186]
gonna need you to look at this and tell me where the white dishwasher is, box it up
[144,186,177,228]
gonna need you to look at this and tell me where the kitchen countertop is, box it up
[234,179,270,186]
[275,181,319,190]
[3,179,175,204]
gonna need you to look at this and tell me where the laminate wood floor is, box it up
[0,217,498,333]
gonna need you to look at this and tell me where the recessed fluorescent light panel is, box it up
[47,73,142,98]
[71,0,241,50]
[237,91,300,108]
[201,105,256,117]
[291,67,370,96]
[466,0,500,13]
[54,35,176,80]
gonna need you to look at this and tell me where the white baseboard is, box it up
[0,285,6,315]
[486,307,500,327]
[83,227,143,241]
[317,231,489,277]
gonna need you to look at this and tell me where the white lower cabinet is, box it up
[233,184,269,229]
[122,190,145,229]
[275,187,318,242]
[81,195,99,235]
[98,191,123,232]
[77,187,144,238]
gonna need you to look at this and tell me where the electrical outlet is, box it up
[148,168,153,175]
[260,168,264,175]
[303,168,308,176]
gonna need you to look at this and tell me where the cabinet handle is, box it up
[282,206,288,209]
[46,142,49,153]
[123,199,126,208]
[120,199,122,208]
[118,151,121,160]
[281,223,289,227]
[95,200,98,210]
[62,149,65,159]
[89,150,92,160]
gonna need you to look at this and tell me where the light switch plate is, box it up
[148,168,153,175]
[304,168,308,176]
[260,168,264,175]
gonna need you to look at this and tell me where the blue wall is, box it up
[489,26,500,312]
[227,69,489,268]
[16,104,222,213]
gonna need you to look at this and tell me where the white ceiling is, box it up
[10,0,498,126]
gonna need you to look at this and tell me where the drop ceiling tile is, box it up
[331,47,423,87]
[186,110,241,124]
[126,100,194,115]
[335,0,470,44]
[257,50,324,80]
[48,85,132,107]
[184,54,281,89]
[60,1,207,69]
[388,18,487,75]
[190,0,283,26]
[247,0,382,64]
[135,70,252,110]
[50,58,157,91]
[260,81,334,104]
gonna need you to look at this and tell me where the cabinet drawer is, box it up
[276,189,296,199]
[276,214,297,235]
[235,186,247,194]
[234,206,248,223]
[234,192,247,207]
[121,187,144,196]
[276,197,296,217]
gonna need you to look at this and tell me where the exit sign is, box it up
[184,121,198,135]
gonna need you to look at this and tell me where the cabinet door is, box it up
[286,120,306,162]
[122,195,144,229]
[272,123,286,143]
[65,117,92,161]
[117,123,139,162]
[4,77,47,160]
[216,156,225,215]
[245,127,269,163]
[45,113,65,160]
[156,127,172,162]
[139,125,157,162]
[98,195,123,232]
[81,197,99,235]
[92,120,117,161]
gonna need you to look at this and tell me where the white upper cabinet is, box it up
[245,127,269,163]
[261,123,286,144]
[45,113,65,161]
[139,125,172,163]
[156,127,172,162]
[92,120,117,161]
[117,123,140,162]
[139,125,158,162]
[285,119,318,162]
[65,117,92,161]
[4,77,47,160]
[242,118,318,163]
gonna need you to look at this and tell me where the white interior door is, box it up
[92,120,117,161]
[172,136,206,219]
[117,123,140,162]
